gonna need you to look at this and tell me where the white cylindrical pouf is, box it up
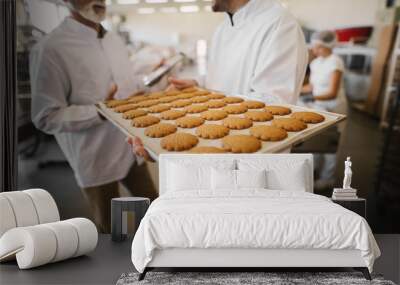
[23,189,60,224]
[65,218,98,257]
[0,196,17,237]
[42,221,79,262]
[0,192,39,227]
[0,219,97,269]
[0,226,57,269]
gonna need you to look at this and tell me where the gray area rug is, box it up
[117,272,396,285]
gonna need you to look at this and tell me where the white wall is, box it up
[124,12,224,46]
[285,0,382,30]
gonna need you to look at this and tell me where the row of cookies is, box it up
[108,92,325,127]
[159,132,288,154]
[157,114,324,154]
[113,100,323,125]
[129,110,325,132]
[160,133,263,154]
[107,88,270,114]
[106,88,223,108]
[109,97,268,114]
[105,88,289,122]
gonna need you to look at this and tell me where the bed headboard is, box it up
[159,154,314,195]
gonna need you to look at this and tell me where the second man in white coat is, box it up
[131,0,309,158]
[169,0,308,104]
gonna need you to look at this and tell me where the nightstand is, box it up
[111,197,150,242]
[331,198,366,219]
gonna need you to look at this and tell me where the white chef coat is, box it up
[30,17,144,188]
[309,53,347,114]
[206,0,308,104]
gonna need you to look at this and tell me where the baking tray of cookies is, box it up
[96,88,346,160]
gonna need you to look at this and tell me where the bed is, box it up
[131,154,380,281]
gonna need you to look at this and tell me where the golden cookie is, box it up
[264,106,292,116]
[128,96,150,104]
[201,110,228,121]
[182,87,198,93]
[138,100,159,108]
[122,109,148,119]
[160,110,186,120]
[222,117,253,130]
[291,112,325,124]
[114,103,139,113]
[145,123,177,138]
[147,104,171,113]
[242,100,265,109]
[177,93,198,100]
[147,92,164,100]
[207,93,226,100]
[205,100,227,109]
[161,133,199,151]
[132,115,160,128]
[222,135,262,153]
[189,146,226,154]
[272,118,307,132]
[192,90,210,96]
[223,105,248,115]
[164,90,181,96]
[250,125,288,141]
[196,124,230,139]
[184,105,209,114]
[176,116,205,128]
[171,100,192,108]
[223,97,244,104]
[244,111,273,122]
[127,93,145,99]
[158,96,179,103]
[105,100,129,108]
[191,96,210,104]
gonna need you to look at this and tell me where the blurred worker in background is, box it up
[30,0,158,233]
[301,30,348,190]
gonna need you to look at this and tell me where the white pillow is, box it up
[211,169,267,190]
[211,169,236,190]
[266,166,307,192]
[238,159,309,192]
[167,160,235,192]
[237,170,267,189]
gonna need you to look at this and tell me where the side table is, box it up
[111,197,150,242]
[331,198,366,219]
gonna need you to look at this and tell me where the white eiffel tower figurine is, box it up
[332,157,358,200]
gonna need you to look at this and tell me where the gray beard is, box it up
[66,1,106,24]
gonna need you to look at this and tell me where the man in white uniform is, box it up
[30,0,157,233]
[169,0,308,104]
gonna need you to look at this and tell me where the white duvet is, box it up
[131,190,380,273]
